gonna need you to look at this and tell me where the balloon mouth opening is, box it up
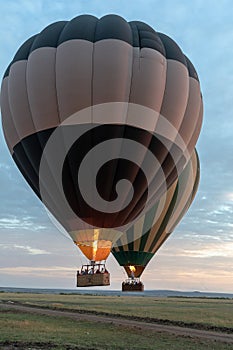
[75,240,112,262]
[123,265,145,278]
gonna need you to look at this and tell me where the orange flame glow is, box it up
[129,265,136,272]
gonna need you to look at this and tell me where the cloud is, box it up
[0,216,47,231]
[0,243,51,255]
[0,163,10,170]
[158,233,233,259]
[13,245,51,255]
[178,244,233,259]
[0,265,75,279]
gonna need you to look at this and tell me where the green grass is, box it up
[1,292,233,328]
[0,311,232,350]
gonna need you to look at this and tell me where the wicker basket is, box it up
[77,273,110,287]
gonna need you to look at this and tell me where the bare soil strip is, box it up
[1,302,233,344]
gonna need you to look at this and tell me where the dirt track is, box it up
[1,302,233,344]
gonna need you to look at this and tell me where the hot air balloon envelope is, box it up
[1,15,203,286]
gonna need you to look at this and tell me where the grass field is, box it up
[0,310,233,350]
[1,292,233,328]
[0,292,233,349]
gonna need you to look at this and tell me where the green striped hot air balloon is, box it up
[112,149,200,279]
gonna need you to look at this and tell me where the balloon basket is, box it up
[76,263,110,287]
[122,278,144,292]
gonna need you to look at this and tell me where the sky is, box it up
[0,0,233,292]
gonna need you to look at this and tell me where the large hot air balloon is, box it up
[112,149,200,291]
[0,15,203,287]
